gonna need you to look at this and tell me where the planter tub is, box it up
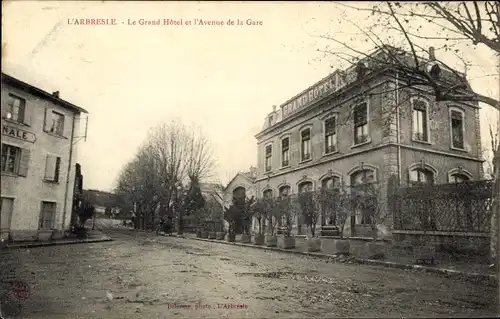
[240,234,251,244]
[52,230,64,240]
[335,239,351,255]
[201,231,209,239]
[226,233,236,242]
[265,235,278,247]
[38,230,54,241]
[307,238,321,252]
[278,236,296,249]
[365,241,388,260]
[413,244,436,265]
[208,231,217,239]
[253,234,265,245]
[216,232,225,240]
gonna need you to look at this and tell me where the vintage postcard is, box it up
[1,1,499,318]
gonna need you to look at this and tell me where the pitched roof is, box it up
[1,73,89,114]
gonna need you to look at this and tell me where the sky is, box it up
[2,1,499,191]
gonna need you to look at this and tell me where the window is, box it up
[5,94,26,123]
[263,189,273,199]
[279,185,291,197]
[450,110,464,149]
[298,181,313,193]
[450,173,469,183]
[412,99,428,142]
[281,138,290,167]
[1,144,21,174]
[353,103,368,145]
[44,154,61,182]
[39,201,56,230]
[49,111,65,136]
[350,169,376,224]
[301,129,311,161]
[324,117,337,154]
[350,169,375,186]
[322,176,341,189]
[409,168,434,185]
[265,145,272,172]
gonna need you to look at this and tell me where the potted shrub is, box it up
[357,182,389,260]
[331,184,353,255]
[298,191,321,252]
[278,195,296,249]
[265,197,280,247]
[224,205,239,242]
[239,196,255,244]
[216,230,225,240]
[251,198,267,245]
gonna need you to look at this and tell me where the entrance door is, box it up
[0,197,14,240]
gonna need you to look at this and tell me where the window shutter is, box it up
[1,98,9,119]
[44,154,56,180]
[44,108,52,132]
[23,102,33,126]
[18,148,30,177]
[63,114,71,138]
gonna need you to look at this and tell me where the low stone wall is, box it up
[392,231,489,257]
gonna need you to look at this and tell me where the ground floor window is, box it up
[39,201,56,230]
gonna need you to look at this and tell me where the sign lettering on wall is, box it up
[281,68,357,118]
[1,124,37,143]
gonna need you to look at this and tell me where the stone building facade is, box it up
[252,49,484,237]
[1,73,88,241]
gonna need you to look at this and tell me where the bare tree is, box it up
[115,120,216,232]
[186,125,216,182]
[485,119,500,179]
[319,1,500,265]
[115,145,161,229]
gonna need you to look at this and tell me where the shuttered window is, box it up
[44,154,61,182]
[1,144,30,176]
[5,94,26,123]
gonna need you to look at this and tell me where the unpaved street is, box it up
[0,229,497,318]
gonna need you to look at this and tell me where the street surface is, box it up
[0,229,497,318]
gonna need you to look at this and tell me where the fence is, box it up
[391,180,493,234]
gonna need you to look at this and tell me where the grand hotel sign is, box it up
[281,68,358,118]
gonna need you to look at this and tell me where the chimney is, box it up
[429,47,435,61]
[52,91,60,98]
[272,105,276,112]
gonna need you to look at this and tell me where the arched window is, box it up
[409,168,434,185]
[263,189,273,199]
[321,176,341,189]
[279,185,291,197]
[412,98,429,142]
[298,181,313,193]
[232,187,246,205]
[450,173,470,183]
[350,169,375,187]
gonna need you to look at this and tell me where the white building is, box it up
[1,73,88,242]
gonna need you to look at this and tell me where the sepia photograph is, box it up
[1,1,499,318]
